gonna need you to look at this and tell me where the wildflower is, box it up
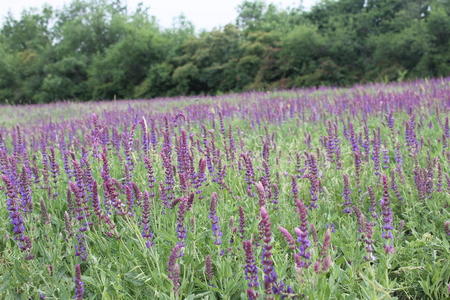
[69,182,89,231]
[262,160,271,196]
[353,206,376,261]
[141,191,154,247]
[64,211,73,239]
[382,147,390,169]
[74,264,84,300]
[291,176,298,200]
[143,155,156,196]
[372,129,381,175]
[243,240,259,297]
[167,243,184,294]
[278,226,296,250]
[204,255,214,282]
[348,122,359,153]
[19,167,33,212]
[306,153,319,208]
[194,158,207,199]
[342,174,352,214]
[75,232,88,261]
[185,192,195,211]
[271,184,279,208]
[239,206,246,239]
[209,192,223,245]
[255,181,266,208]
[354,152,361,188]
[176,198,188,242]
[381,175,395,254]
[103,178,126,216]
[260,207,278,295]
[309,223,318,244]
[2,175,32,252]
[49,147,59,184]
[367,186,377,219]
[390,170,403,202]
[294,199,311,268]
[436,162,443,192]
[140,117,149,153]
[40,199,50,225]
[241,153,255,197]
[161,151,175,203]
[314,228,332,273]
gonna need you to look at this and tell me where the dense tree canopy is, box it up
[0,0,449,104]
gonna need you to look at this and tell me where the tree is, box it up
[0,0,449,104]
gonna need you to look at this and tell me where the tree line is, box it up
[0,0,449,104]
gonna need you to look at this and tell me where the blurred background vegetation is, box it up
[0,0,449,104]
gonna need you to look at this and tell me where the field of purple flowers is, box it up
[0,78,449,299]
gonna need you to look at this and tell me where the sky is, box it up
[0,0,318,30]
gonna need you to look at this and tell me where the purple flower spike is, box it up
[167,243,184,294]
[194,158,207,199]
[74,264,84,300]
[205,255,214,282]
[243,240,259,294]
[143,155,156,195]
[2,175,32,252]
[367,186,378,219]
[294,227,311,269]
[294,198,311,269]
[291,176,298,200]
[353,206,376,261]
[278,226,296,250]
[259,207,279,295]
[241,153,255,197]
[255,181,266,208]
[176,198,188,242]
[380,175,395,254]
[247,289,258,300]
[342,174,352,214]
[306,154,319,209]
[239,206,246,239]
[75,232,88,261]
[314,228,332,273]
[209,192,223,245]
[141,191,154,247]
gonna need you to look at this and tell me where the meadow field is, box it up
[0,78,449,299]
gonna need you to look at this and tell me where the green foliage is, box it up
[134,63,175,98]
[172,63,201,95]
[87,23,164,99]
[0,0,449,104]
[281,24,326,74]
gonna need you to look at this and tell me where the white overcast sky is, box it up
[0,0,318,30]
